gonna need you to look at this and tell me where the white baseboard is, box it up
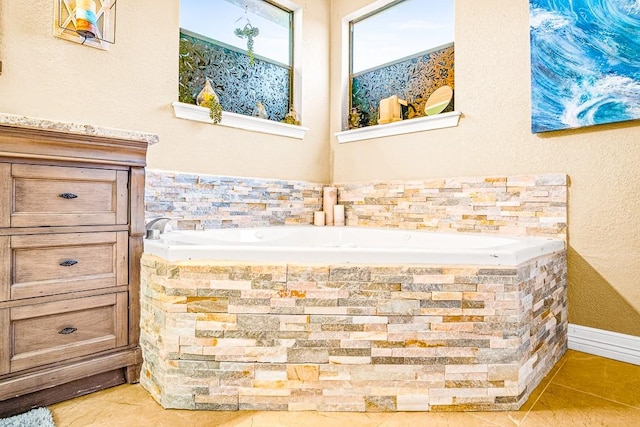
[568,323,640,366]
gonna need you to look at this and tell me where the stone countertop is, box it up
[0,113,159,145]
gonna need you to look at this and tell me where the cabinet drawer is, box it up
[9,293,128,373]
[5,232,128,301]
[5,164,128,227]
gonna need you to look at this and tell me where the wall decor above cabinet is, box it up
[54,0,117,50]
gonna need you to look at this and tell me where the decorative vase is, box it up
[196,80,218,106]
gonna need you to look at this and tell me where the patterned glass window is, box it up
[348,0,455,129]
[179,0,294,122]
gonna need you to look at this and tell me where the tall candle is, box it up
[323,187,337,226]
[333,205,345,226]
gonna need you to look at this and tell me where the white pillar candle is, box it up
[314,211,325,226]
[323,187,338,226]
[333,205,345,226]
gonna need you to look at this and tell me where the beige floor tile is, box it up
[218,411,394,427]
[50,384,254,427]
[467,350,571,427]
[520,383,640,427]
[48,350,640,427]
[377,412,504,427]
[552,350,640,408]
[179,410,505,427]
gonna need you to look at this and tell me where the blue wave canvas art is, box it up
[529,0,640,133]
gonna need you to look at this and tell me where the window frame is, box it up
[337,0,460,142]
[174,0,305,137]
[348,0,404,78]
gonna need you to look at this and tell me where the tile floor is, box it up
[50,350,640,426]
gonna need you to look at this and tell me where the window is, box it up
[347,0,455,130]
[179,0,295,122]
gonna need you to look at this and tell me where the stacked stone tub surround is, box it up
[336,174,567,238]
[144,169,323,229]
[140,172,568,412]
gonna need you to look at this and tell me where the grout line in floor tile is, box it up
[467,413,505,426]
[516,351,572,425]
[551,383,640,410]
[464,352,574,427]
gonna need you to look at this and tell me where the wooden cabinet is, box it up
[7,231,128,300]
[8,293,128,373]
[0,124,148,416]
[4,164,129,228]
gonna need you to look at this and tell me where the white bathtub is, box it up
[143,226,564,266]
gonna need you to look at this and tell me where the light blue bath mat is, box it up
[0,407,55,427]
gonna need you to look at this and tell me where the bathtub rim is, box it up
[142,226,565,267]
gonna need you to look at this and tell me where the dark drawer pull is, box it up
[59,259,78,267]
[59,327,77,335]
[59,193,78,199]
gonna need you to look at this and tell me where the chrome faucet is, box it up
[145,217,173,239]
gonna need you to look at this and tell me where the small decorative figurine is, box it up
[348,107,361,129]
[282,108,300,125]
[254,101,267,119]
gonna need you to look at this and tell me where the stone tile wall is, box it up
[139,251,567,412]
[144,169,323,229]
[336,174,567,239]
[144,171,567,240]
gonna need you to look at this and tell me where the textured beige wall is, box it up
[330,0,640,336]
[1,1,638,337]
[0,0,330,182]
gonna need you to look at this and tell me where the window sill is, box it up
[172,102,309,140]
[335,111,462,144]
